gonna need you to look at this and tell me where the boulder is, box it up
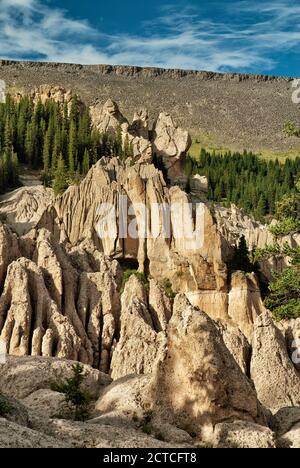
[22,389,65,419]
[0,356,111,399]
[213,421,276,448]
[0,418,69,448]
[251,313,300,412]
[95,373,152,422]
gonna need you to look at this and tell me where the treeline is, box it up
[0,95,133,194]
[185,149,300,220]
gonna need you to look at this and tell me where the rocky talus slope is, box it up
[1,60,300,154]
[0,97,300,448]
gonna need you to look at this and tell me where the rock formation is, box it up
[152,112,192,180]
[215,204,300,280]
[228,271,267,341]
[90,100,191,177]
[0,89,299,447]
[110,276,166,380]
[251,313,300,412]
[0,185,55,236]
[152,295,261,434]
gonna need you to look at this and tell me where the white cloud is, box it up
[0,0,299,73]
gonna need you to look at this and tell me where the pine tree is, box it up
[11,152,19,186]
[68,119,77,174]
[43,127,52,173]
[53,154,68,195]
[82,149,90,176]
[230,235,253,273]
[25,122,34,167]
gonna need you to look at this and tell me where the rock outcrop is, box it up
[90,100,191,177]
[110,276,166,380]
[0,154,270,362]
[90,99,127,135]
[152,112,192,180]
[0,88,299,447]
[228,271,266,341]
[39,158,228,308]
[2,59,299,156]
[0,356,110,399]
[153,295,261,434]
[213,421,276,448]
[0,185,55,236]
[215,204,300,280]
[0,356,192,449]
[0,224,121,370]
[251,313,300,412]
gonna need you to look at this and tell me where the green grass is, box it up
[189,131,300,162]
[189,131,231,160]
[258,148,300,161]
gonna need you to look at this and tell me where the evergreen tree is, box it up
[53,154,68,195]
[43,127,52,173]
[229,235,253,273]
[82,149,90,176]
[11,152,19,186]
[68,119,77,174]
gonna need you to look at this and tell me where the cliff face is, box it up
[1,59,299,154]
[0,90,300,448]
[0,168,298,449]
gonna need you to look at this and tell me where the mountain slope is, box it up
[1,59,300,156]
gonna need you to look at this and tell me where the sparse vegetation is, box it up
[163,279,176,299]
[254,183,300,320]
[0,394,13,417]
[284,121,300,138]
[120,269,149,294]
[50,363,92,421]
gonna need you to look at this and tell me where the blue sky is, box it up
[0,0,299,76]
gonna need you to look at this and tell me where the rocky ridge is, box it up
[0,95,300,448]
[1,59,300,154]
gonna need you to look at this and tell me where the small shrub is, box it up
[155,431,165,441]
[163,279,176,299]
[50,363,91,421]
[120,269,149,293]
[176,271,184,278]
[140,409,154,435]
[269,217,300,237]
[0,394,13,417]
[142,423,152,435]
